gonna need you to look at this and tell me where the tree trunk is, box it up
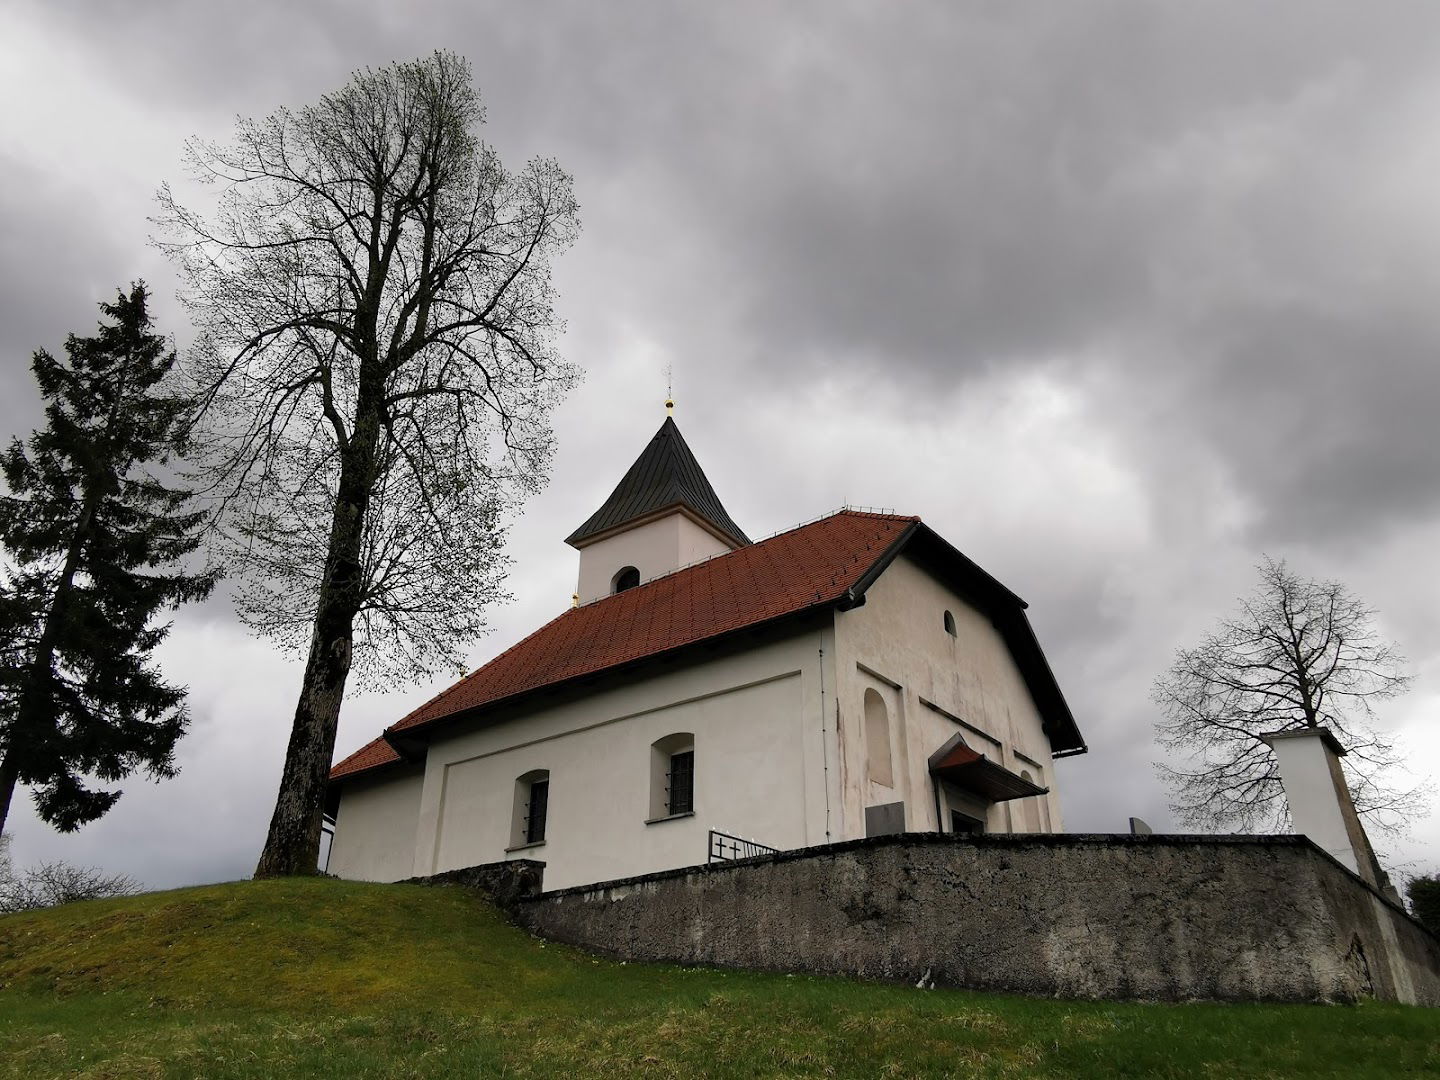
[0,748,18,840]
[251,584,357,877]
[254,375,382,878]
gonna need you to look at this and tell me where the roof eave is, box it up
[387,596,847,744]
[850,522,1087,758]
[565,502,749,551]
[327,752,414,791]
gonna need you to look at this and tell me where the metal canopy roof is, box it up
[565,416,751,549]
[928,733,1050,803]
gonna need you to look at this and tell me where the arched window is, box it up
[612,566,640,593]
[510,769,550,848]
[943,610,957,637]
[864,688,893,787]
[649,733,695,819]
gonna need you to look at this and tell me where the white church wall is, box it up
[675,512,734,568]
[574,510,734,602]
[834,554,1063,837]
[409,626,831,890]
[327,765,426,882]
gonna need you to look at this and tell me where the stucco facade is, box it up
[330,623,834,889]
[833,554,1063,837]
[328,551,1071,889]
[574,509,734,603]
[326,764,425,883]
[327,416,1081,891]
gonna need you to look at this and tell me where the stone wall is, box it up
[405,858,545,912]
[515,833,1440,1004]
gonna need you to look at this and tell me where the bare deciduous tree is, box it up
[1153,556,1422,835]
[154,52,580,877]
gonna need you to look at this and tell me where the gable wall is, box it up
[400,622,835,890]
[833,554,1064,836]
[327,764,426,882]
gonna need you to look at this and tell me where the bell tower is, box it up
[567,406,749,603]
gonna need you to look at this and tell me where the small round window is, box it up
[943,610,957,637]
[612,566,640,593]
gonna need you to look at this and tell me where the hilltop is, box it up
[0,877,1435,1078]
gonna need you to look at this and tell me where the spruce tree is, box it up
[0,284,216,838]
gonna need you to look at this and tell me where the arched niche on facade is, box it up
[864,688,893,787]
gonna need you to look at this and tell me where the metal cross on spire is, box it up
[665,362,674,415]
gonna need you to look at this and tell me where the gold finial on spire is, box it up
[665,363,674,415]
[571,592,580,608]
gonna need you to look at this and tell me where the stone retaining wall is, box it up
[404,858,544,912]
[514,833,1440,1004]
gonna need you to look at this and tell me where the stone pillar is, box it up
[1262,727,1384,889]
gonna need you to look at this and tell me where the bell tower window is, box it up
[612,566,640,593]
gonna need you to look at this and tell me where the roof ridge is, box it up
[574,506,920,606]
[330,505,1085,784]
[385,507,921,732]
[383,512,916,735]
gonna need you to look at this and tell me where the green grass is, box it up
[0,878,1436,1078]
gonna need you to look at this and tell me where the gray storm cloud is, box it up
[3,0,1439,885]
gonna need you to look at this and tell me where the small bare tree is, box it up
[1153,557,1421,835]
[0,836,137,912]
[154,52,580,876]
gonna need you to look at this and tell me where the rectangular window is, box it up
[950,809,984,835]
[526,779,549,844]
[668,751,694,815]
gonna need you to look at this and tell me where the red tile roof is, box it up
[330,735,402,780]
[329,510,918,782]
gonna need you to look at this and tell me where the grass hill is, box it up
[0,877,1436,1078]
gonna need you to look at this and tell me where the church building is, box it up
[325,409,1087,890]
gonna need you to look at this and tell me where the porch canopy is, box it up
[928,733,1048,803]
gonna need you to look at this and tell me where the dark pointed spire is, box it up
[566,416,750,549]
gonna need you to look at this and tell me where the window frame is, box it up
[647,733,696,823]
[950,808,985,835]
[508,769,551,850]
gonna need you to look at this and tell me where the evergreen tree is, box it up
[0,284,216,838]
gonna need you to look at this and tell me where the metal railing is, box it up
[708,829,778,863]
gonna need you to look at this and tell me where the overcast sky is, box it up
[5,1,1440,888]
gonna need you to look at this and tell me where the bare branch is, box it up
[153,51,580,686]
[1152,555,1425,838]
[151,53,580,875]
